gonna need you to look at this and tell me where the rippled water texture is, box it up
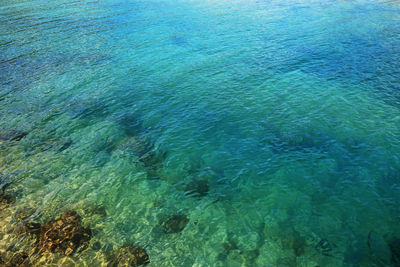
[1,0,400,266]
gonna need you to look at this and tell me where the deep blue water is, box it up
[1,0,400,266]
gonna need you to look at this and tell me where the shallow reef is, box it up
[1,252,31,267]
[315,238,334,257]
[1,0,400,265]
[159,214,189,234]
[0,204,152,266]
[0,130,27,142]
[389,238,400,266]
[184,179,209,197]
[0,193,16,210]
[28,210,92,256]
[115,112,144,137]
[114,135,168,180]
[83,205,107,218]
[108,244,150,267]
[24,135,73,155]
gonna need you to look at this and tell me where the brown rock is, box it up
[6,252,31,267]
[24,221,42,235]
[35,210,91,255]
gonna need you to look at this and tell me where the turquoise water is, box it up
[1,0,400,265]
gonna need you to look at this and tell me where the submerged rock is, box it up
[141,148,168,180]
[34,210,91,255]
[159,214,189,234]
[184,180,209,197]
[0,130,27,142]
[14,206,36,220]
[367,231,392,265]
[276,256,296,267]
[140,148,167,168]
[170,35,188,47]
[292,236,306,257]
[223,240,238,252]
[24,136,73,155]
[389,238,400,265]
[23,221,42,235]
[69,98,108,120]
[237,232,260,251]
[109,244,150,267]
[91,241,102,251]
[115,136,168,180]
[58,138,73,152]
[116,112,143,136]
[0,174,12,192]
[84,205,107,217]
[315,238,334,256]
[0,193,16,210]
[6,252,31,267]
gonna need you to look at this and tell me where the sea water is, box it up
[1,0,400,266]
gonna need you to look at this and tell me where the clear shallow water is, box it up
[1,0,400,265]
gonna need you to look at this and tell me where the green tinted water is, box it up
[1,0,400,266]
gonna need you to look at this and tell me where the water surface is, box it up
[1,0,400,266]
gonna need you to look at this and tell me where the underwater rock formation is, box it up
[292,236,306,257]
[139,144,168,180]
[237,232,261,251]
[68,98,109,121]
[276,256,296,267]
[184,180,209,197]
[0,193,16,210]
[315,238,334,256]
[137,143,168,180]
[115,112,143,137]
[14,206,36,220]
[0,174,11,190]
[4,252,31,267]
[159,214,189,234]
[367,231,392,265]
[219,231,261,265]
[222,240,238,252]
[111,126,168,180]
[29,210,91,255]
[170,35,188,47]
[91,241,102,251]
[58,138,73,152]
[23,221,42,235]
[24,135,73,155]
[0,130,27,142]
[268,131,327,154]
[93,205,107,216]
[389,238,400,266]
[83,204,107,218]
[109,244,150,267]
